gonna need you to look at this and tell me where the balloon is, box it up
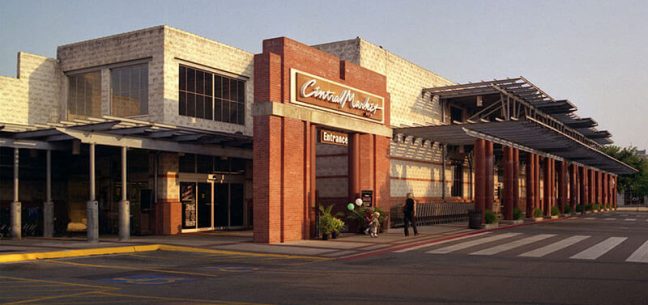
[347,203,355,211]
[355,198,363,206]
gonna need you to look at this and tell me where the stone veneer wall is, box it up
[314,38,473,207]
[0,52,61,125]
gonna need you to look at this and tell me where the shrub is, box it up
[513,207,523,220]
[594,203,601,211]
[319,204,345,235]
[585,204,593,211]
[575,204,583,213]
[533,208,543,218]
[551,206,560,216]
[484,209,498,224]
[564,205,572,214]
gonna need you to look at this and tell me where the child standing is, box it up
[369,211,381,238]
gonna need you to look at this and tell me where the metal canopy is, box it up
[0,116,253,158]
[394,117,637,175]
[423,77,613,145]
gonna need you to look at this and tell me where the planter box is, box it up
[550,215,559,219]
[483,223,499,229]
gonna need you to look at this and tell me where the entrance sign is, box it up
[320,129,349,146]
[290,69,384,123]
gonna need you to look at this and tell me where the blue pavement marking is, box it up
[102,274,195,285]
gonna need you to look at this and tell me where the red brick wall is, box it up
[253,37,390,243]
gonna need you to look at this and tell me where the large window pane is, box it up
[111,63,148,117]
[178,65,245,125]
[67,71,101,118]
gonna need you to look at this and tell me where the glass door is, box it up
[197,183,212,229]
[230,183,244,227]
[214,183,229,228]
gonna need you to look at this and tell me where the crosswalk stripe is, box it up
[584,217,595,220]
[604,218,616,221]
[470,234,555,256]
[624,219,637,221]
[427,233,521,254]
[393,232,492,253]
[570,237,627,260]
[626,240,648,263]
[519,235,590,258]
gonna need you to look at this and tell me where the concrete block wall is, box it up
[162,26,255,136]
[0,52,61,125]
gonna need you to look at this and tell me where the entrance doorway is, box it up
[180,181,245,232]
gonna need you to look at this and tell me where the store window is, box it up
[111,63,148,117]
[179,65,245,125]
[67,71,101,118]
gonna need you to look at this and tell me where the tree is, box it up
[601,145,648,197]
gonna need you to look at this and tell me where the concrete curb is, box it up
[0,243,331,264]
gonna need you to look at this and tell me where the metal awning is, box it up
[0,116,253,159]
[394,117,637,175]
[422,77,613,146]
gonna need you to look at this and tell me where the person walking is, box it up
[403,193,419,236]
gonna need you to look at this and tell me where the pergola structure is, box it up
[0,116,252,241]
[397,77,636,224]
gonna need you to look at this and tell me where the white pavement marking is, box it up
[570,237,627,260]
[470,234,556,256]
[427,233,521,254]
[393,232,492,253]
[604,218,617,221]
[519,235,590,258]
[624,219,637,221]
[626,240,648,263]
[584,217,595,220]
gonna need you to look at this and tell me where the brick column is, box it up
[525,152,536,218]
[348,133,361,200]
[474,139,486,222]
[589,169,596,207]
[534,155,541,213]
[613,175,618,209]
[485,141,495,212]
[602,173,608,210]
[513,148,520,211]
[570,164,579,212]
[558,161,568,214]
[156,152,181,235]
[503,146,514,220]
[543,158,550,216]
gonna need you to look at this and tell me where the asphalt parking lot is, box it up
[2,211,648,305]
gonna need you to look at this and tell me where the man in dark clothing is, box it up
[403,193,418,236]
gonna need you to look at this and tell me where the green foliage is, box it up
[484,209,497,224]
[513,207,523,220]
[575,204,583,213]
[585,204,593,211]
[593,203,600,211]
[319,204,345,235]
[346,206,386,227]
[533,208,543,218]
[564,205,572,214]
[602,145,648,197]
[551,206,560,216]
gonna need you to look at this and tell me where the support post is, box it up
[558,161,567,214]
[119,147,130,241]
[348,133,360,200]
[485,141,494,212]
[87,143,99,242]
[474,139,486,223]
[11,148,21,240]
[513,148,520,211]
[534,155,540,213]
[543,158,551,217]
[569,164,578,214]
[581,167,589,212]
[525,152,535,218]
[503,146,513,220]
[43,150,54,238]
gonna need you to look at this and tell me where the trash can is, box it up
[468,209,483,229]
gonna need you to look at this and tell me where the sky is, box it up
[1,0,646,149]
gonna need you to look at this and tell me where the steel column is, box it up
[87,143,99,242]
[43,150,54,238]
[11,148,21,240]
[119,147,130,241]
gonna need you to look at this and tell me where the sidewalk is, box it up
[0,223,472,262]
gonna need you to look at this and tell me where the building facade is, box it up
[0,26,635,243]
